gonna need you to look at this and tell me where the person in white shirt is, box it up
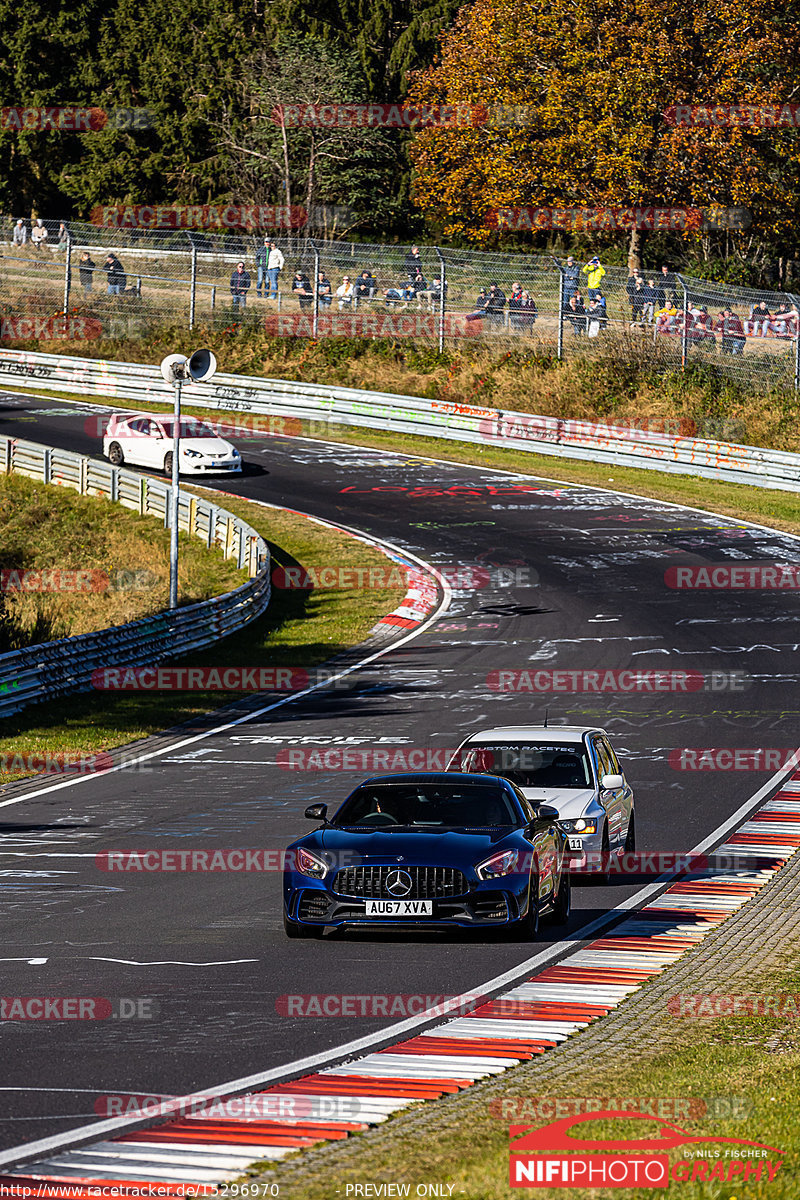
[12,219,27,246]
[336,276,354,309]
[31,219,48,248]
[267,242,285,299]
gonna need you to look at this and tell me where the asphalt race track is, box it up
[0,391,797,1157]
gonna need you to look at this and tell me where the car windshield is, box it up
[159,420,217,438]
[458,743,592,789]
[333,782,520,829]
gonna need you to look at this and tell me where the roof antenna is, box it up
[543,707,549,728]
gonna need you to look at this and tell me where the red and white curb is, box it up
[3,773,800,1189]
[372,562,440,631]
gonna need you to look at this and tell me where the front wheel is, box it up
[507,874,540,940]
[163,451,174,475]
[548,867,571,925]
[624,811,636,852]
[283,913,324,939]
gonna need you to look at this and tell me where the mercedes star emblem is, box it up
[385,869,413,897]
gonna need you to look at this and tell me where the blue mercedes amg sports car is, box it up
[283,772,570,939]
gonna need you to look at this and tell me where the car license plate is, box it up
[568,837,584,851]
[364,900,433,917]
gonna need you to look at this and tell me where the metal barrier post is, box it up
[791,294,800,392]
[435,247,446,353]
[312,241,320,338]
[62,236,72,315]
[169,377,182,609]
[189,241,197,331]
[552,258,565,361]
[211,286,216,312]
[678,274,689,370]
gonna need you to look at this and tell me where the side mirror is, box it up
[536,804,560,820]
[601,773,623,791]
[305,803,328,822]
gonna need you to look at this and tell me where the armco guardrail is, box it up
[0,435,270,718]
[1,348,799,493]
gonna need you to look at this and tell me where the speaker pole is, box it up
[168,375,182,609]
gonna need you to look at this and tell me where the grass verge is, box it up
[249,956,800,1198]
[0,494,405,785]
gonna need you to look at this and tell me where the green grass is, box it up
[249,958,800,1198]
[0,494,405,784]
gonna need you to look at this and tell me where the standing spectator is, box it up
[508,281,523,307]
[230,260,251,310]
[563,255,580,299]
[336,275,355,309]
[12,219,27,246]
[404,245,423,275]
[55,221,70,253]
[355,270,377,300]
[652,276,666,313]
[566,292,586,335]
[485,281,506,325]
[715,308,746,354]
[507,286,523,328]
[626,270,639,312]
[255,239,269,297]
[266,241,285,299]
[31,219,48,249]
[660,264,676,300]
[103,252,126,295]
[640,278,656,324]
[582,256,606,299]
[292,270,313,309]
[316,270,332,307]
[78,251,95,296]
[630,276,646,326]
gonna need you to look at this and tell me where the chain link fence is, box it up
[2,216,798,392]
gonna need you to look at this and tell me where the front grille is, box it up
[332,865,468,899]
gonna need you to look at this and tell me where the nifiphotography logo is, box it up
[508,1111,784,1188]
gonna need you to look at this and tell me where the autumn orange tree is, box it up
[407,0,800,264]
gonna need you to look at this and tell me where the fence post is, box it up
[791,294,800,393]
[211,285,216,312]
[551,257,565,361]
[678,274,689,370]
[312,240,320,338]
[189,240,197,331]
[62,235,72,315]
[434,247,446,353]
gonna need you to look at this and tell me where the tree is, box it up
[407,0,800,266]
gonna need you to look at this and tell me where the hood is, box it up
[179,436,235,456]
[518,787,597,820]
[296,826,516,866]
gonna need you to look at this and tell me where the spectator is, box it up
[715,308,746,355]
[12,219,27,246]
[772,301,796,338]
[266,241,285,299]
[336,275,355,309]
[626,269,639,311]
[255,239,269,298]
[465,287,489,324]
[79,251,95,297]
[630,276,646,326]
[582,256,606,299]
[749,299,771,336]
[103,252,127,295]
[687,305,715,346]
[640,279,656,324]
[512,290,537,331]
[660,264,676,300]
[485,281,506,325]
[563,255,580,299]
[587,293,607,336]
[652,276,666,312]
[31,218,48,249]
[416,276,445,312]
[230,260,251,310]
[509,281,523,307]
[55,221,70,253]
[292,270,313,310]
[316,270,332,307]
[355,270,377,301]
[404,245,423,275]
[565,292,586,335]
[403,267,427,301]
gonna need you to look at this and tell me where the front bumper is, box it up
[284,879,530,930]
[179,459,241,474]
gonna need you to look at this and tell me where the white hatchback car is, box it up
[103,413,242,475]
[449,726,635,874]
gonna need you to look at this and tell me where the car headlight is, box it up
[294,846,329,878]
[475,849,519,880]
[560,819,597,834]
[183,448,203,459]
[231,449,240,457]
